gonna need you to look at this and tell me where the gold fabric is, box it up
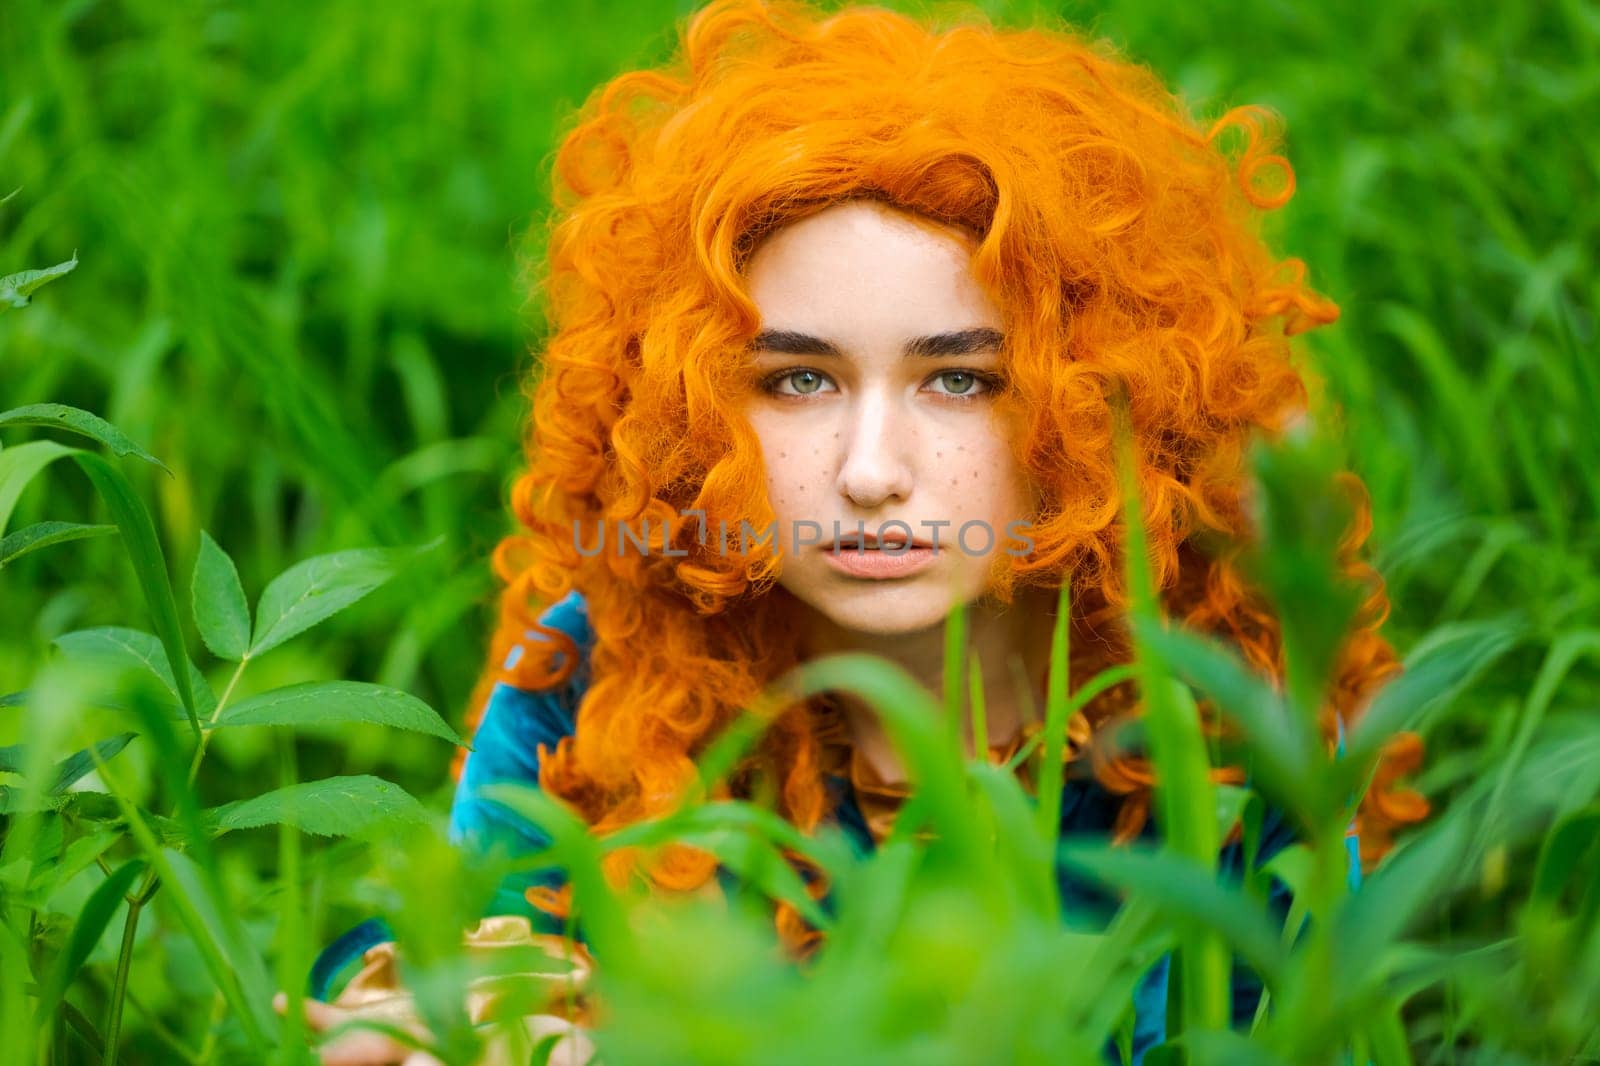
[327,914,597,1065]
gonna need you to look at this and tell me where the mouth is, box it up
[824,530,935,551]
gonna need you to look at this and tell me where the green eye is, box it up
[941,371,977,394]
[790,370,825,394]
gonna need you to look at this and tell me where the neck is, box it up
[794,585,1058,788]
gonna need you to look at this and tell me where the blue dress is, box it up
[313,589,1364,1065]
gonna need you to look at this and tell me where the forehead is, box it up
[743,200,1002,347]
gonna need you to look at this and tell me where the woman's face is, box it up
[740,199,1035,637]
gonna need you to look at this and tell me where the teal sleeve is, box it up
[447,590,592,930]
[447,679,577,930]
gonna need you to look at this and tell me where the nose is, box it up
[834,385,915,508]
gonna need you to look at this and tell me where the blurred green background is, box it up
[1,0,1596,1054]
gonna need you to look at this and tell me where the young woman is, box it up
[279,1,1428,1061]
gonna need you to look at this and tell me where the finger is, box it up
[317,1028,413,1066]
[274,991,342,1034]
[313,1004,437,1065]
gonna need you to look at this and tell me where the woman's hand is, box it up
[273,989,599,1066]
[282,918,597,1064]
[273,990,444,1066]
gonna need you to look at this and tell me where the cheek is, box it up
[948,434,1028,516]
[753,423,820,513]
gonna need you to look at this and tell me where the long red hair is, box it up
[451,0,1427,953]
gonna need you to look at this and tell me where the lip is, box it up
[821,544,938,580]
[824,531,934,551]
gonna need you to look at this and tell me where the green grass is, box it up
[1,0,1597,1062]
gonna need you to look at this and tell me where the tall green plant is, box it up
[1,398,463,1063]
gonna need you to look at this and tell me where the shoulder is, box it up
[503,588,592,674]
[462,590,595,778]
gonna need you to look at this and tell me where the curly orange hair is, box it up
[450,0,1427,953]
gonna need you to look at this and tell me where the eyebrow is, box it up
[747,327,1005,359]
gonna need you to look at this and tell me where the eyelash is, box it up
[757,367,1005,402]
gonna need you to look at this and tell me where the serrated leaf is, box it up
[249,541,439,657]
[192,529,250,661]
[0,520,117,568]
[214,680,462,744]
[204,775,428,838]
[53,627,216,718]
[0,439,78,536]
[0,403,167,472]
[0,252,77,310]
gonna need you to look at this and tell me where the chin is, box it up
[784,568,986,639]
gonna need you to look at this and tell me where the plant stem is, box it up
[104,866,157,1066]
[185,658,249,789]
[192,990,227,1065]
[86,653,259,1064]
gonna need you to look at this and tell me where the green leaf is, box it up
[1530,804,1600,907]
[0,733,136,795]
[214,680,462,744]
[1260,844,1314,944]
[0,252,78,310]
[1135,619,1310,808]
[1345,618,1522,768]
[664,825,831,930]
[605,799,846,882]
[33,857,144,1029]
[203,775,429,838]
[46,732,138,795]
[0,439,77,536]
[1057,841,1287,988]
[0,520,117,568]
[191,529,251,661]
[1240,428,1368,718]
[0,403,167,473]
[69,452,200,739]
[1213,784,1253,842]
[968,761,1058,918]
[1171,1029,1294,1066]
[29,824,121,903]
[249,541,439,657]
[158,848,277,1044]
[0,787,123,818]
[52,627,217,719]
[1331,812,1473,990]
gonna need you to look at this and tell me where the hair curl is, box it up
[450,0,1428,956]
